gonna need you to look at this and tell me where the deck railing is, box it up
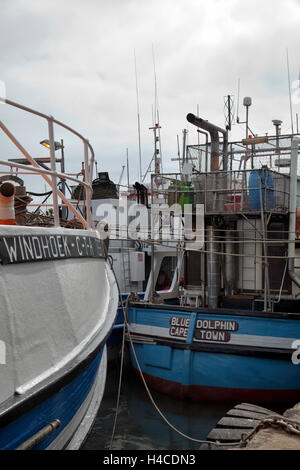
[0,98,94,229]
[151,169,291,216]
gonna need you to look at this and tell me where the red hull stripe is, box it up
[134,369,300,404]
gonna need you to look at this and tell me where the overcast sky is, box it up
[1,0,300,189]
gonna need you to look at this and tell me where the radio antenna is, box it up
[134,49,142,182]
[126,148,130,188]
[236,78,240,123]
[152,44,159,125]
[151,44,163,174]
[286,48,294,135]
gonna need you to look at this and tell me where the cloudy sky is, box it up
[1,0,300,190]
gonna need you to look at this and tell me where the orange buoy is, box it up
[0,182,15,225]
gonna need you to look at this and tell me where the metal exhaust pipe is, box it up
[225,227,238,296]
[186,113,228,171]
[207,226,220,308]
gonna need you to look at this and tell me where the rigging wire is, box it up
[134,49,142,183]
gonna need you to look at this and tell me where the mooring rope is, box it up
[124,310,242,447]
[239,415,300,448]
[108,263,241,448]
[108,259,127,450]
[108,303,127,450]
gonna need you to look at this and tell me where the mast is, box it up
[141,46,163,184]
[151,44,163,176]
[177,134,181,172]
[149,122,162,177]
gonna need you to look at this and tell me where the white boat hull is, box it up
[0,225,118,450]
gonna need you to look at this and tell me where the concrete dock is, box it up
[242,403,300,450]
[202,402,300,450]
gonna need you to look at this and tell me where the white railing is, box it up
[0,98,95,230]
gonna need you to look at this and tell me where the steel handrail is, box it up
[0,160,90,188]
[0,98,95,229]
[1,98,95,164]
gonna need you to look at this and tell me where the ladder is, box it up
[121,248,131,293]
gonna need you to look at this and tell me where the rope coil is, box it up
[240,415,300,448]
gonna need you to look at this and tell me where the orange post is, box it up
[0,182,15,225]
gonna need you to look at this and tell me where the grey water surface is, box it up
[82,361,235,451]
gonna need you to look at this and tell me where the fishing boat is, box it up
[73,171,146,362]
[0,99,118,449]
[126,104,300,404]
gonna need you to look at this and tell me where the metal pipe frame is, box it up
[186,113,228,171]
[0,98,96,229]
[0,128,90,228]
[48,117,60,227]
[288,138,300,289]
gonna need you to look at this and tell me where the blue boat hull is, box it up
[0,347,106,450]
[107,293,144,362]
[128,304,300,403]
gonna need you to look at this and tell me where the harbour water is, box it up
[83,358,236,451]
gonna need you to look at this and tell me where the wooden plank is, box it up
[234,403,275,415]
[217,416,257,429]
[201,403,280,450]
[206,427,251,442]
[226,408,272,420]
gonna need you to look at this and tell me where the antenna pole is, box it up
[134,50,142,183]
[182,129,187,164]
[287,48,294,135]
[152,44,158,124]
[177,134,181,172]
[197,104,200,144]
[151,44,163,176]
[126,148,129,188]
[237,78,240,123]
[227,95,232,131]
